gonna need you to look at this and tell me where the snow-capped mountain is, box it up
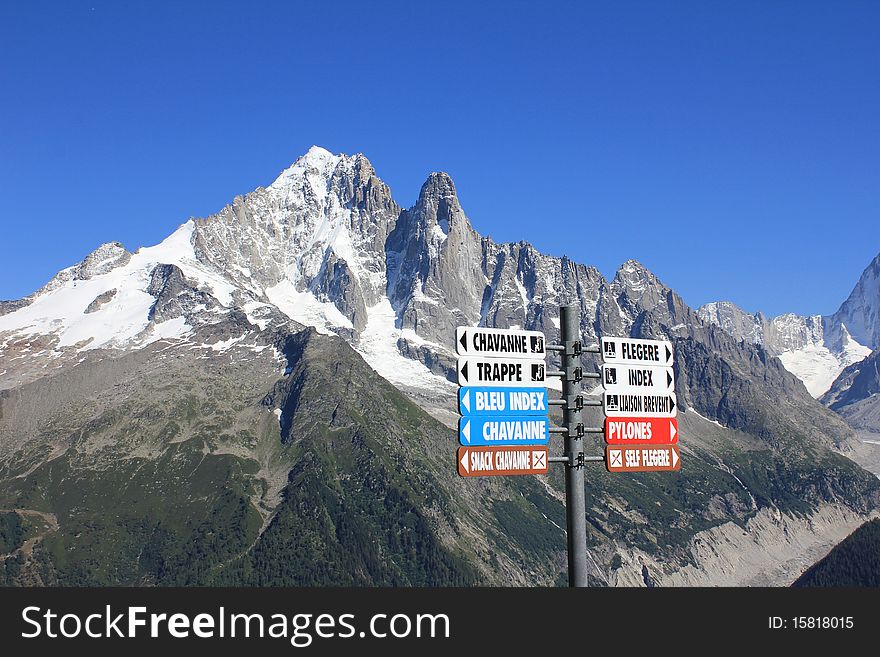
[3,144,876,410]
[0,146,664,398]
[0,147,422,393]
[697,258,879,399]
[1,144,868,405]
[0,144,856,473]
[2,146,878,588]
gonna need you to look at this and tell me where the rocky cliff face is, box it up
[826,254,880,352]
[821,348,880,452]
[386,172,485,339]
[697,302,770,349]
[823,349,880,411]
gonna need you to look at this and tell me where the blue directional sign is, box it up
[458,386,549,416]
[459,416,550,446]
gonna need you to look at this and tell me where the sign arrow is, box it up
[455,326,546,357]
[604,445,681,472]
[604,416,678,444]
[601,336,673,366]
[601,364,674,394]
[603,392,678,418]
[458,386,548,416]
[457,445,549,477]
[457,356,547,387]
[459,416,549,446]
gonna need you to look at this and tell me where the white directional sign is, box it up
[601,337,673,367]
[457,357,547,388]
[603,391,677,418]
[601,364,675,393]
[456,327,546,357]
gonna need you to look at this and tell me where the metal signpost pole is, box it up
[560,305,588,588]
[454,315,680,586]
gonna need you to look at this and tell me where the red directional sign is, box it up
[457,446,549,477]
[605,445,681,473]
[604,417,679,445]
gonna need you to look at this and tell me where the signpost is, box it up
[457,356,547,387]
[458,386,548,416]
[456,326,551,477]
[453,312,683,587]
[601,364,674,393]
[558,306,589,588]
[456,326,546,357]
[459,416,550,446]
[601,334,681,473]
[604,417,679,445]
[457,446,549,477]
[601,336,673,367]
[605,445,681,472]
[602,391,677,418]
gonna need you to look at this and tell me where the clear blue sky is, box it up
[1,1,878,317]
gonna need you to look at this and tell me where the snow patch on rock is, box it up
[357,299,455,394]
[778,328,871,397]
[265,279,353,333]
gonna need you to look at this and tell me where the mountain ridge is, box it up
[697,262,877,398]
[1,146,878,586]
[0,146,871,446]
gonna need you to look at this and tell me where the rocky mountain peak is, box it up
[613,259,663,289]
[410,171,468,237]
[329,152,397,216]
[418,171,457,201]
[35,241,133,297]
[79,242,132,277]
[183,147,404,335]
[384,170,484,340]
[266,147,395,215]
[698,301,767,348]
[701,300,766,323]
[271,145,341,187]
[826,252,880,351]
[611,258,672,316]
[698,250,878,397]
[304,144,335,159]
